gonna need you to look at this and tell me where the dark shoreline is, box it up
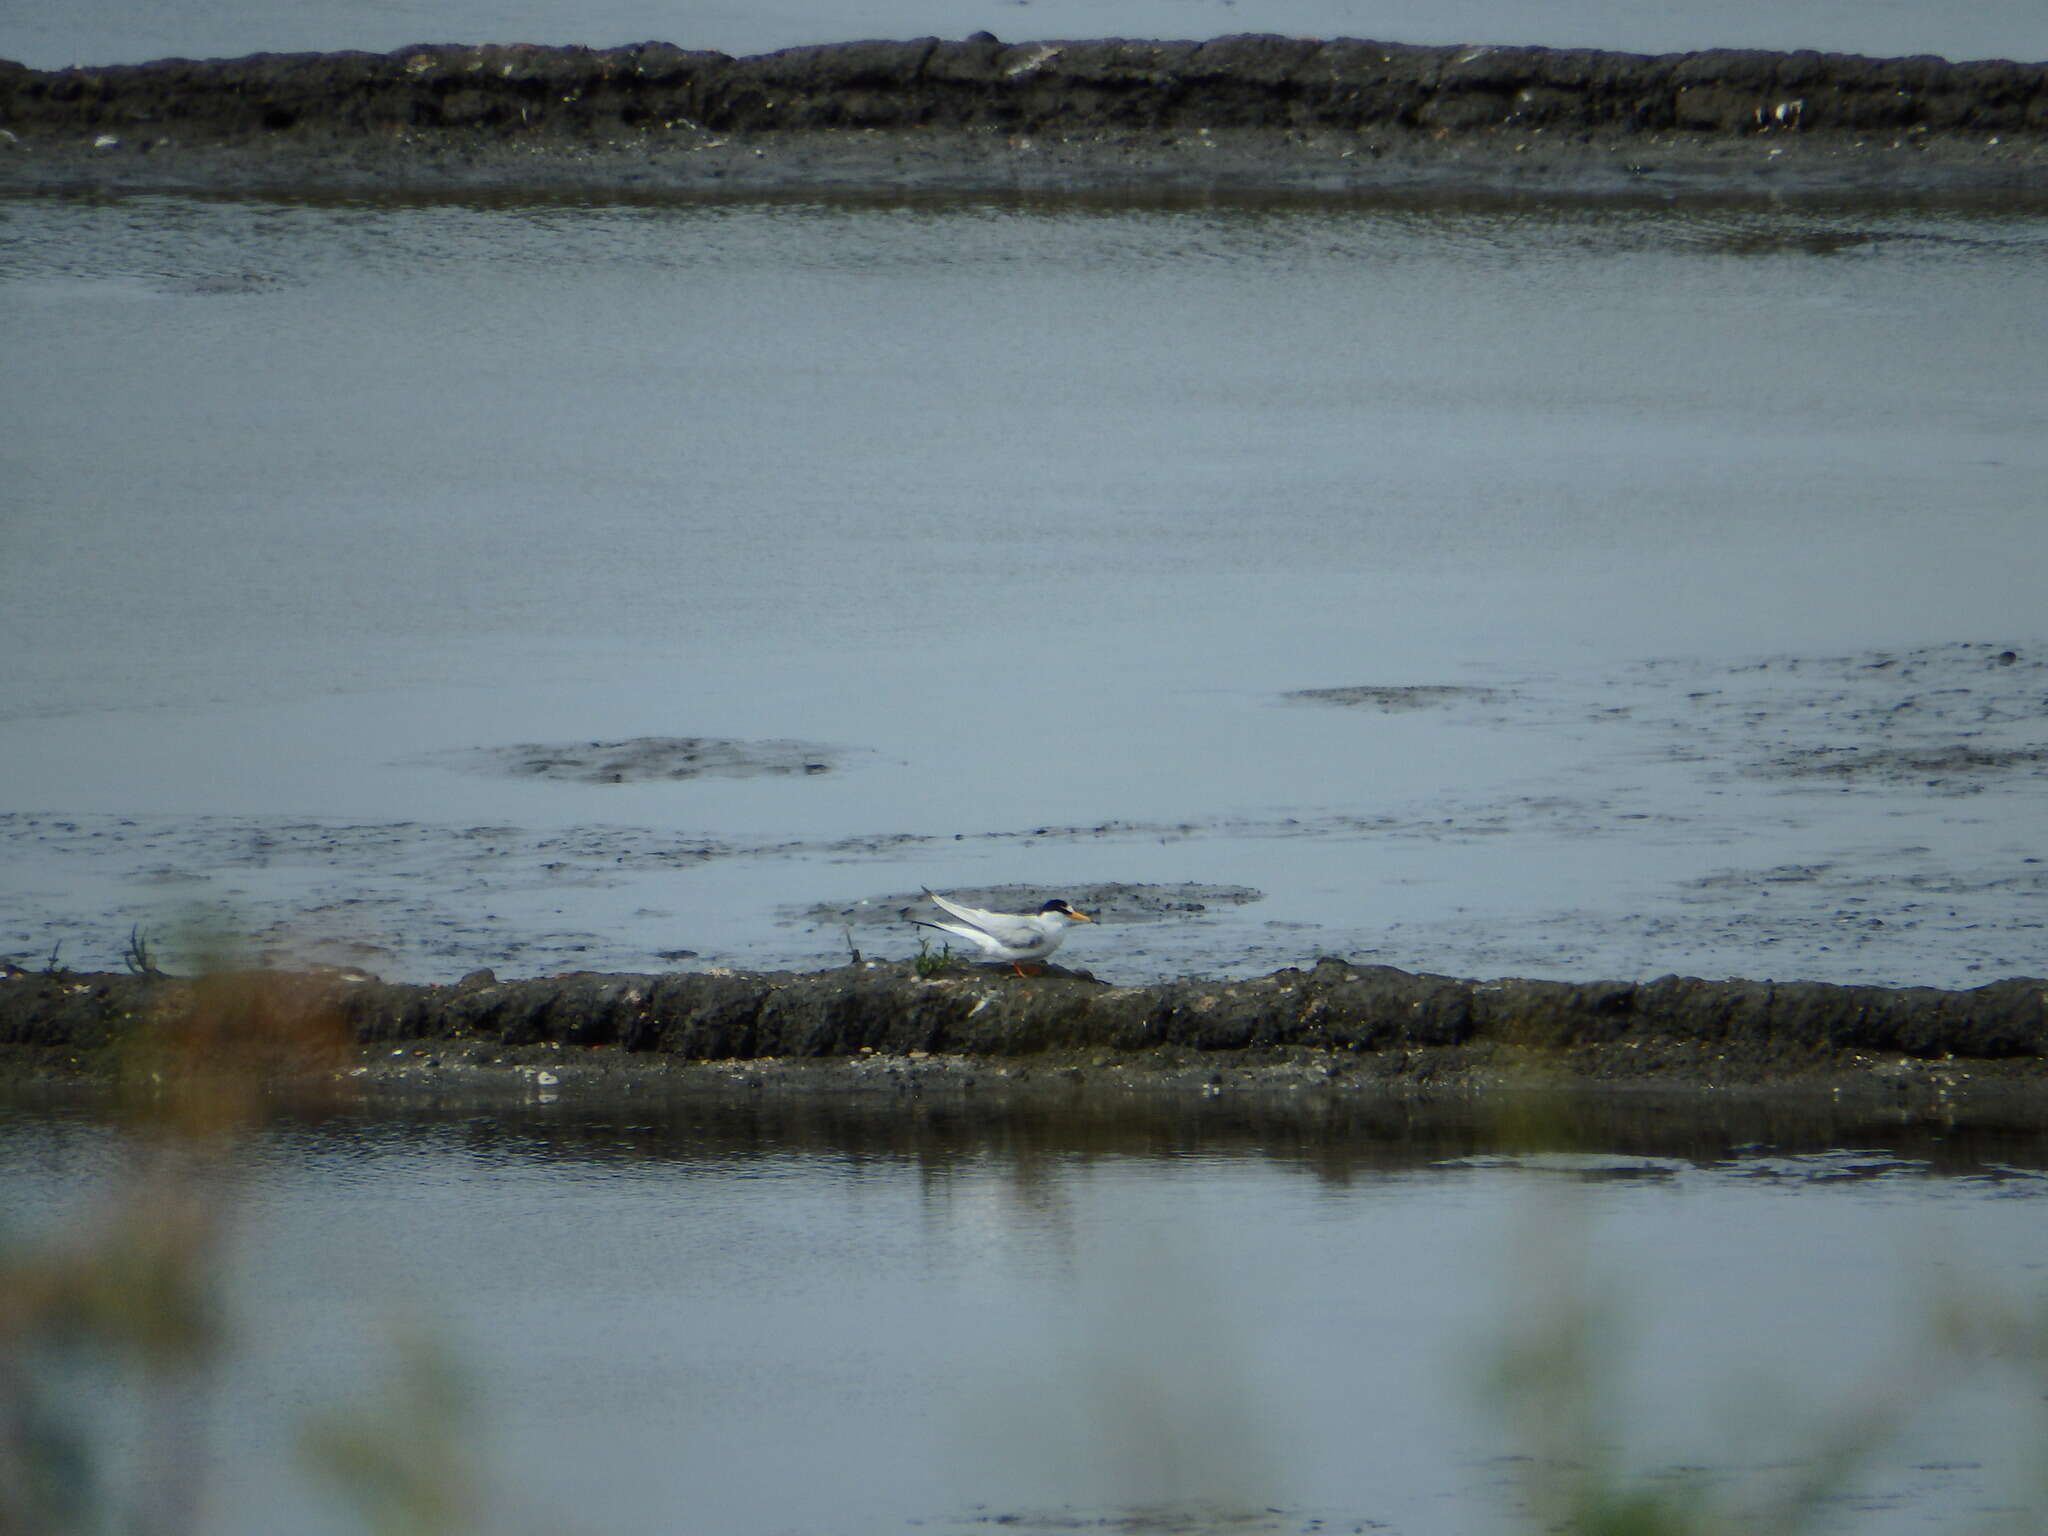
[7,959,2045,1097]
[5,38,2048,197]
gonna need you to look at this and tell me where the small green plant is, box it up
[912,937,956,978]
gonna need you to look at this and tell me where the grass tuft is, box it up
[912,937,956,978]
[122,925,163,977]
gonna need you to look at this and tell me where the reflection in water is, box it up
[199,1083,2048,1183]
[3,1084,2047,1533]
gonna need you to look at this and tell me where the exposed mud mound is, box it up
[6,38,2047,142]
[428,736,842,783]
[4,39,2047,195]
[5,959,2043,1089]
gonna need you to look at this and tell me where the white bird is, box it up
[913,888,1094,974]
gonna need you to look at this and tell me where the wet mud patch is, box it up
[1616,642,2048,791]
[1693,226,2030,260]
[423,735,843,783]
[1284,684,1501,711]
[1768,743,2048,790]
[1682,856,2048,913]
[794,881,1264,930]
[161,270,291,297]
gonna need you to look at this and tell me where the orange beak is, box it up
[1069,908,1094,923]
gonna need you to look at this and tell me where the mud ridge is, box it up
[5,959,2044,1091]
[5,38,2048,195]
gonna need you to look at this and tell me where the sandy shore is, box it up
[4,38,2048,197]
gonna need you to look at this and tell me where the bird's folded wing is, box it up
[927,892,1007,936]
[914,918,994,949]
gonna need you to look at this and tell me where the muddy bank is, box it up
[5,38,2048,195]
[5,959,2044,1092]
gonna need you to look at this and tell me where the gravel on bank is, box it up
[4,37,2048,197]
[5,959,2045,1096]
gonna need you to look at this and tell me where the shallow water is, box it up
[4,189,2046,986]
[11,0,2048,70]
[6,1090,2048,1534]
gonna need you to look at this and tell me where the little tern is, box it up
[913,889,1094,974]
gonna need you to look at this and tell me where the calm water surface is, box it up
[3,190,2045,986]
[6,1091,2048,1534]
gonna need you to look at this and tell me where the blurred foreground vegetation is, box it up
[0,969,474,1535]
